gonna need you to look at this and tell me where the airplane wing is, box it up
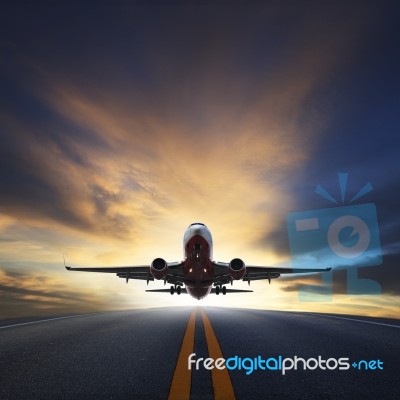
[65,262,184,284]
[66,261,330,289]
[212,261,331,286]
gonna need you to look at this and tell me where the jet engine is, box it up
[150,258,168,280]
[229,258,246,280]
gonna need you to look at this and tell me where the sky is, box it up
[0,1,399,319]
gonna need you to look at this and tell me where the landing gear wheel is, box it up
[176,286,181,295]
[170,286,175,295]
[222,286,226,295]
[216,286,220,295]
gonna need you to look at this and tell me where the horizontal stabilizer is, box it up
[145,288,253,294]
[211,288,253,293]
[146,288,188,293]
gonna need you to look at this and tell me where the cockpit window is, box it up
[189,222,205,227]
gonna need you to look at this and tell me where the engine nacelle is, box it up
[229,258,246,280]
[150,258,168,280]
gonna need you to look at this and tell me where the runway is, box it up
[0,307,399,400]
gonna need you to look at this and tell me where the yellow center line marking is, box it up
[168,308,197,400]
[201,310,236,400]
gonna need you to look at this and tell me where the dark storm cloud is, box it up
[251,3,400,275]
[0,3,325,240]
[285,1,400,246]
[0,85,135,238]
[1,2,397,241]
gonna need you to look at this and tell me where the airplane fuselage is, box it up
[182,223,214,299]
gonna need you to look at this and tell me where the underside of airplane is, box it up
[66,222,330,300]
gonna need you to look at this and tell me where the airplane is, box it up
[65,222,330,300]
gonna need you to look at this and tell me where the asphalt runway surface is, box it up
[0,307,399,400]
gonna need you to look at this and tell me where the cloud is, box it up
[0,2,398,318]
[0,268,116,319]
[280,255,400,297]
[1,2,379,247]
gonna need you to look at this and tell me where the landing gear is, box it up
[215,286,226,295]
[170,285,182,295]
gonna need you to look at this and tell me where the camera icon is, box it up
[286,203,382,269]
[286,173,382,301]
